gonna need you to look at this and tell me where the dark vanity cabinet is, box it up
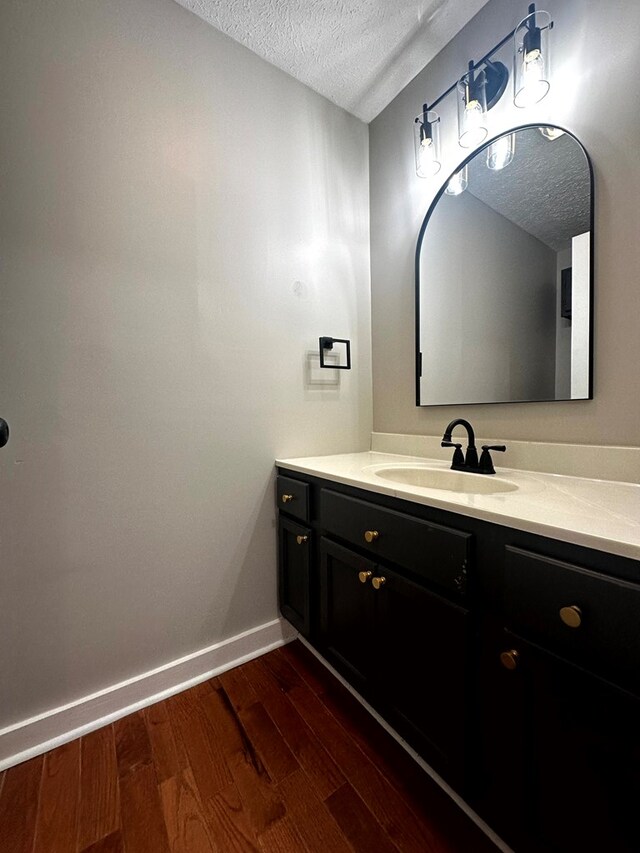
[480,547,640,853]
[486,631,640,853]
[319,536,470,786]
[276,475,312,636]
[276,468,640,853]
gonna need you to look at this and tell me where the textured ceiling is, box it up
[468,128,591,251]
[173,0,491,122]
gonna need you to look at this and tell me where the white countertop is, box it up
[276,451,640,562]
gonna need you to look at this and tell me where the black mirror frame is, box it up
[414,123,595,408]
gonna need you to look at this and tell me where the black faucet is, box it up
[441,419,479,471]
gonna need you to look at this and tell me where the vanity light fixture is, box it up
[414,105,442,178]
[413,2,553,179]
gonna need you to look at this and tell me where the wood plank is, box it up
[262,652,369,777]
[205,783,260,853]
[269,655,438,852]
[219,667,258,713]
[256,814,308,852]
[33,739,80,853]
[166,688,233,803]
[241,658,345,801]
[189,680,216,700]
[285,647,499,853]
[236,701,298,783]
[325,782,399,853]
[347,761,442,853]
[114,711,153,779]
[160,768,217,853]
[78,724,119,849]
[80,830,124,853]
[202,688,286,837]
[119,764,170,853]
[308,669,428,803]
[144,700,189,783]
[279,641,335,697]
[276,769,352,853]
[0,755,43,853]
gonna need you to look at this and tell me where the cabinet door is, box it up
[319,537,376,695]
[495,632,640,853]
[278,516,312,636]
[375,566,470,787]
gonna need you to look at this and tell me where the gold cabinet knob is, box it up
[281,494,294,504]
[364,530,379,543]
[296,535,308,545]
[559,605,582,628]
[500,649,520,671]
[372,576,386,590]
[358,570,372,584]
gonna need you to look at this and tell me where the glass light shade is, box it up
[457,69,488,149]
[514,9,551,108]
[445,164,469,196]
[539,125,565,141]
[414,110,441,178]
[487,133,516,170]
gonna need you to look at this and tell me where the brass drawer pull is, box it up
[358,570,372,584]
[364,530,379,543]
[296,535,308,545]
[281,493,294,504]
[500,649,520,671]
[559,605,582,628]
[372,576,386,590]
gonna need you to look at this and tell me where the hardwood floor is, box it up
[0,641,499,852]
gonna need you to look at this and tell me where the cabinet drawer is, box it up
[321,489,471,595]
[504,546,640,693]
[276,474,310,522]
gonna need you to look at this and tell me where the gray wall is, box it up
[420,191,557,404]
[0,0,371,727]
[370,0,640,445]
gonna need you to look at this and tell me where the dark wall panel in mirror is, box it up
[416,125,593,407]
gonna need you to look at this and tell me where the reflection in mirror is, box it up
[416,125,592,406]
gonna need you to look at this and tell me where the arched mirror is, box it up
[415,125,593,406]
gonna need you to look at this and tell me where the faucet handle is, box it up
[442,441,465,470]
[479,445,506,475]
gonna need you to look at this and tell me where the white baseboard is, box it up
[0,617,297,772]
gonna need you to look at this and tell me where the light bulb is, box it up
[445,165,468,196]
[516,50,550,107]
[487,133,515,170]
[460,100,488,148]
[457,69,488,149]
[417,137,441,178]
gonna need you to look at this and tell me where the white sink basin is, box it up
[372,465,519,495]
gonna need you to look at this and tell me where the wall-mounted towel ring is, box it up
[319,337,351,369]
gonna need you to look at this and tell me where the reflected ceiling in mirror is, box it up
[416,125,593,407]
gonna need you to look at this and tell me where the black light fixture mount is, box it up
[484,59,509,109]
